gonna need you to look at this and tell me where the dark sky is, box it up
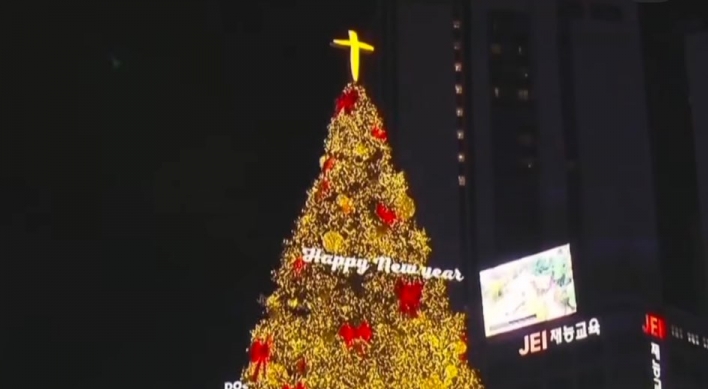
[5,2,375,388]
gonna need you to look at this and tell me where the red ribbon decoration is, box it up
[317,179,330,199]
[395,279,424,317]
[249,336,273,381]
[323,156,335,172]
[283,382,306,389]
[335,89,358,114]
[338,321,372,348]
[376,203,397,226]
[371,125,387,141]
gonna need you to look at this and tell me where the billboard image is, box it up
[480,244,577,337]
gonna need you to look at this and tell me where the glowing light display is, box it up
[301,247,465,281]
[480,244,577,337]
[518,317,600,356]
[238,33,484,389]
[331,30,374,82]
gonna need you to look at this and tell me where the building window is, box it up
[453,20,461,29]
[458,175,466,186]
[518,45,525,55]
[457,130,464,139]
[688,333,700,345]
[590,4,623,21]
[490,43,502,54]
[517,89,530,101]
[493,87,500,98]
[454,62,462,72]
[454,41,461,50]
[458,153,465,162]
[455,84,463,94]
[456,107,464,117]
[519,67,530,79]
[702,337,708,348]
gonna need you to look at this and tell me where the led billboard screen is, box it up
[480,244,577,337]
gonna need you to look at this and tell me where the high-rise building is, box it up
[683,30,708,313]
[370,0,708,387]
[641,5,708,317]
[372,0,659,316]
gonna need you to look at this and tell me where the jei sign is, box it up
[643,313,665,389]
[519,317,601,356]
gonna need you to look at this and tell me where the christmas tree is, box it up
[242,30,484,389]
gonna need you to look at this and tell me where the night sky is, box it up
[4,1,707,389]
[6,2,375,388]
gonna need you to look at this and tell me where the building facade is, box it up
[370,0,708,387]
[482,302,708,388]
[684,30,708,314]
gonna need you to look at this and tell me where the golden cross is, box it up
[331,30,374,82]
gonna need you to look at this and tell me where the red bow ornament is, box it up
[292,256,305,275]
[371,125,387,141]
[376,203,397,226]
[338,321,372,348]
[249,336,273,381]
[395,279,424,317]
[335,89,358,115]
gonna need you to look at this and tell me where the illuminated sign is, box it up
[643,313,665,388]
[224,382,248,389]
[331,30,374,82]
[643,314,666,340]
[519,317,600,356]
[650,342,662,388]
[480,244,578,337]
[301,247,465,281]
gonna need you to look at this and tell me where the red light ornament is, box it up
[371,125,387,141]
[376,203,397,226]
[292,256,305,275]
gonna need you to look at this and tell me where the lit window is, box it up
[493,87,500,98]
[689,333,700,345]
[455,84,463,94]
[518,46,524,55]
[458,175,466,186]
[490,43,502,54]
[517,89,529,101]
[453,20,461,29]
[454,62,462,72]
[457,130,464,139]
[458,153,465,162]
[520,68,529,78]
[454,41,461,50]
[456,107,463,117]
[702,337,708,348]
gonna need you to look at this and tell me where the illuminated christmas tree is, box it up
[242,30,485,389]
